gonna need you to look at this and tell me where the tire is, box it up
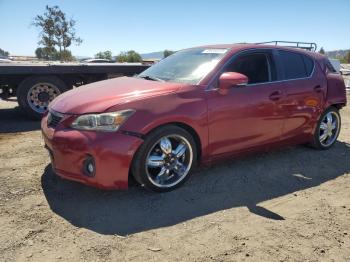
[17,76,69,119]
[311,107,341,150]
[132,125,197,192]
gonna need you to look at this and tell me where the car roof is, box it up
[193,43,325,60]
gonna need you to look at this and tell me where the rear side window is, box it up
[279,50,314,80]
[303,55,314,75]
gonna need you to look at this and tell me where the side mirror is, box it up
[218,72,248,93]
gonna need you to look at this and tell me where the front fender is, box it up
[113,87,210,161]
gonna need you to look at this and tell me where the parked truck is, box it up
[0,62,149,119]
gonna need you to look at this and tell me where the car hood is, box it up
[50,77,183,114]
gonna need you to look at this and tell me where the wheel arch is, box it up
[310,105,341,150]
[330,103,345,110]
[312,104,341,133]
[163,122,202,161]
[142,121,202,161]
[127,121,203,187]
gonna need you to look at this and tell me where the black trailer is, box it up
[0,62,149,119]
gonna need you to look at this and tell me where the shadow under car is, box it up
[41,141,350,235]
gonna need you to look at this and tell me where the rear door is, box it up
[276,50,326,141]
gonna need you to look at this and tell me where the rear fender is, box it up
[325,73,347,108]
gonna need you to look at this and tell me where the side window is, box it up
[279,50,314,80]
[225,53,273,84]
[302,55,314,76]
[325,59,337,73]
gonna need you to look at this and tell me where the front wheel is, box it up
[132,125,197,192]
[311,107,341,150]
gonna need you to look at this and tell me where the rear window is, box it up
[279,50,314,80]
[325,59,337,73]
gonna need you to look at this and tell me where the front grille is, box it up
[47,111,63,128]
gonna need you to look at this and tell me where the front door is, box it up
[206,51,286,157]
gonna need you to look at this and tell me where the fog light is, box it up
[83,155,95,177]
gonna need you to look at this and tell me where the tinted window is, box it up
[302,55,314,75]
[325,59,337,73]
[225,53,271,84]
[279,50,309,79]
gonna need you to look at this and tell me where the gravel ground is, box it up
[0,95,349,262]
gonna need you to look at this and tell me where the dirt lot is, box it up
[0,97,350,262]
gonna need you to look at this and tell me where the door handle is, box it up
[269,91,282,101]
[313,85,323,93]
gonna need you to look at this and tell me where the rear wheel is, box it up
[17,76,68,119]
[132,125,197,192]
[311,107,341,150]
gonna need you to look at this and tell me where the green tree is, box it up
[163,50,175,58]
[56,50,75,61]
[0,48,10,57]
[345,50,350,63]
[116,50,142,63]
[32,5,82,61]
[95,50,112,60]
[335,55,347,64]
[32,6,58,59]
[35,47,58,60]
[319,47,325,55]
[116,52,127,63]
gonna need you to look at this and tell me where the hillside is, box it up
[141,51,164,60]
[326,49,349,59]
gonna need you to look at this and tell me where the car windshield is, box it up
[138,48,229,84]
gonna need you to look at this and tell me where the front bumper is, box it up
[41,114,143,190]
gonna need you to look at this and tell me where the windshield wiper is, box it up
[138,75,165,82]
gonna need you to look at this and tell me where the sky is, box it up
[0,0,349,57]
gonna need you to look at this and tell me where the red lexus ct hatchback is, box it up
[41,44,347,192]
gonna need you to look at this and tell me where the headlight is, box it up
[71,109,135,132]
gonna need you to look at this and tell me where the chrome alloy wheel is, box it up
[319,111,340,147]
[26,82,61,113]
[145,135,193,188]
